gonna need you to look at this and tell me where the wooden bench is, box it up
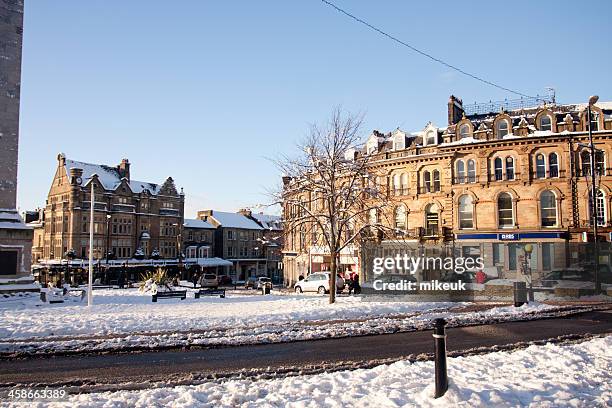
[194,288,226,299]
[152,290,187,302]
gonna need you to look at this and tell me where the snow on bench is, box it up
[194,289,226,299]
[152,290,187,302]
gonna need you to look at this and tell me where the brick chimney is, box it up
[197,209,213,220]
[447,95,464,126]
[118,158,130,180]
[238,208,252,217]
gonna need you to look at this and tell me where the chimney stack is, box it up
[447,95,464,126]
[118,158,130,181]
[238,208,252,217]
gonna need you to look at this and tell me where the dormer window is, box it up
[458,124,470,139]
[426,131,436,146]
[497,120,509,138]
[540,115,552,131]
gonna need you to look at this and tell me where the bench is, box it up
[152,290,187,302]
[194,288,226,299]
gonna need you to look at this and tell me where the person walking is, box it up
[353,273,361,295]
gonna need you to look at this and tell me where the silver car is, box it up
[199,273,219,289]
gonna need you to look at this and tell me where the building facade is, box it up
[283,95,612,285]
[0,0,33,280]
[197,209,267,281]
[39,154,184,264]
[248,212,283,283]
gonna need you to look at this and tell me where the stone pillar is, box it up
[0,0,34,279]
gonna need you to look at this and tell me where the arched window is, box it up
[535,154,546,178]
[589,189,607,227]
[433,170,441,192]
[458,195,474,229]
[458,124,470,139]
[456,160,465,184]
[540,190,557,227]
[467,159,476,183]
[580,150,591,176]
[494,157,503,181]
[395,205,407,231]
[540,115,552,131]
[506,157,515,180]
[423,171,431,193]
[498,193,514,228]
[425,203,439,235]
[549,153,559,177]
[497,120,509,138]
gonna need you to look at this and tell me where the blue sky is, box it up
[17,0,612,217]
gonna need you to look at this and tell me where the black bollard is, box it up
[433,318,448,398]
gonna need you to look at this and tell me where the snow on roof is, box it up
[64,158,161,194]
[251,213,282,230]
[209,211,263,230]
[129,180,161,195]
[184,218,216,229]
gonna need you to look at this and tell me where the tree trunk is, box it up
[329,250,337,304]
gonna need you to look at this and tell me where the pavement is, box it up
[0,309,610,391]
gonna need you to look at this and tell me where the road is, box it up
[0,310,610,390]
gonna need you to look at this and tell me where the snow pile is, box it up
[40,336,612,407]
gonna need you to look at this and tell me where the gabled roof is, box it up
[184,218,216,229]
[208,211,263,230]
[63,158,161,195]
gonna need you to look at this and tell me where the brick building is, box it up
[196,209,266,281]
[283,95,612,285]
[39,154,184,265]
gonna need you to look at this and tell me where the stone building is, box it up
[0,0,33,280]
[282,95,612,285]
[40,154,184,264]
[248,212,283,283]
[196,209,266,281]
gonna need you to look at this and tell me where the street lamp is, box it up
[172,222,183,279]
[523,243,534,302]
[105,214,112,266]
[587,95,601,293]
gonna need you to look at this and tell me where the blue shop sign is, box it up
[456,232,567,241]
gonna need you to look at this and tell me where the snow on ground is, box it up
[0,289,581,355]
[0,289,460,340]
[33,336,612,408]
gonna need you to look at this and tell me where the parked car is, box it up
[218,275,233,285]
[244,276,258,289]
[362,273,417,291]
[294,272,345,295]
[199,273,219,289]
[254,276,272,289]
[540,268,593,288]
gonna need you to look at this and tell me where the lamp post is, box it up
[88,182,94,307]
[523,243,534,301]
[172,222,183,279]
[105,213,112,266]
[587,95,601,293]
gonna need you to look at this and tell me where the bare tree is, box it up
[274,107,394,304]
